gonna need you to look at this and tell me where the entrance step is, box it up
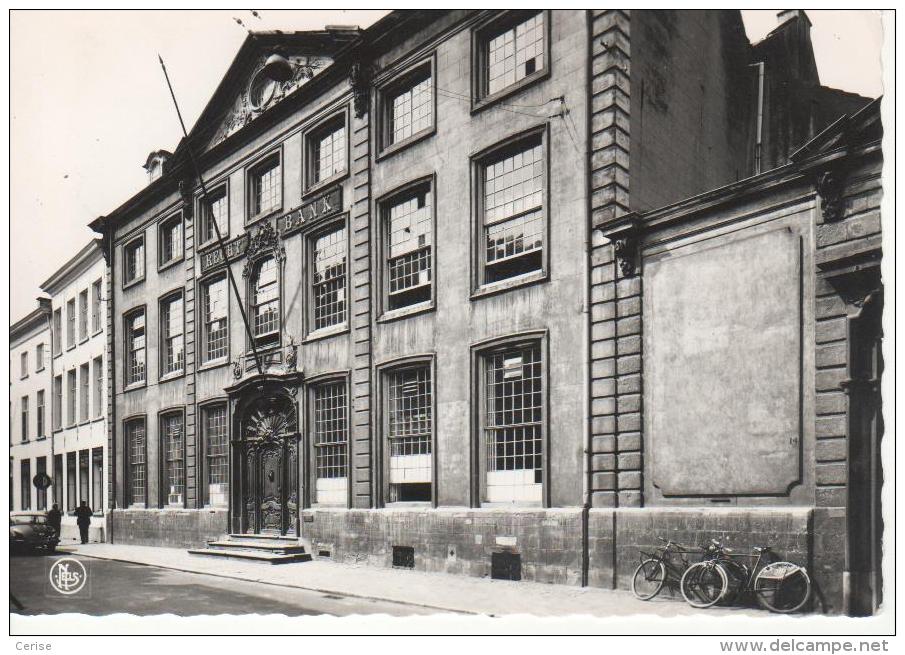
[188,533,313,564]
[206,540,308,555]
[227,533,300,543]
[187,548,312,565]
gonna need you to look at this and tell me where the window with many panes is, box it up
[381,62,434,152]
[52,375,62,431]
[53,309,62,356]
[159,214,183,267]
[383,184,432,311]
[307,116,346,188]
[123,237,145,286]
[67,370,77,426]
[161,411,184,506]
[310,225,347,331]
[92,279,102,333]
[79,362,90,421]
[160,293,184,376]
[202,275,229,361]
[477,134,545,285]
[20,396,28,441]
[201,188,229,244]
[203,404,229,507]
[476,11,547,102]
[20,460,31,511]
[93,356,103,417]
[251,257,280,346]
[385,365,432,503]
[36,457,47,510]
[79,289,88,341]
[126,419,146,506]
[36,390,44,438]
[125,310,146,386]
[249,155,281,220]
[312,380,348,505]
[482,341,543,504]
[66,299,76,348]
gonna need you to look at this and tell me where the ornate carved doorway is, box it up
[231,388,301,536]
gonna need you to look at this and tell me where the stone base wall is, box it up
[300,508,585,586]
[107,508,228,548]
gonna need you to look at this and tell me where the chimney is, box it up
[143,149,172,183]
[776,10,812,28]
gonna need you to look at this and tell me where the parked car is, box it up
[10,511,59,553]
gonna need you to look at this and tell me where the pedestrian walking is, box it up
[47,504,62,540]
[74,501,93,545]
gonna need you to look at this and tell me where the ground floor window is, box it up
[203,404,229,507]
[20,460,31,511]
[126,419,147,506]
[66,452,77,511]
[482,341,544,504]
[161,412,184,506]
[91,448,103,511]
[36,457,47,510]
[53,454,63,509]
[312,380,347,505]
[79,449,90,506]
[385,364,432,503]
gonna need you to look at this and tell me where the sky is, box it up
[8,9,887,322]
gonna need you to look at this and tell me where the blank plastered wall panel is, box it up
[645,226,802,497]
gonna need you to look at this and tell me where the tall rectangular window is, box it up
[482,342,543,504]
[53,454,63,508]
[123,237,145,286]
[36,457,47,510]
[36,390,45,438]
[67,369,77,426]
[307,118,346,187]
[386,65,433,147]
[36,343,44,371]
[79,289,88,341]
[79,449,90,505]
[20,351,28,378]
[249,155,281,219]
[125,310,146,386]
[52,375,62,431]
[93,356,103,417]
[159,214,183,266]
[160,294,184,376]
[251,257,279,346]
[67,299,76,347]
[20,460,31,511]
[480,11,546,99]
[202,188,228,244]
[204,404,229,507]
[311,225,347,331]
[202,276,228,361]
[161,412,184,506]
[126,419,146,506]
[20,396,29,442]
[53,309,62,356]
[479,136,545,284]
[66,452,77,511]
[312,380,348,505]
[79,362,90,421]
[384,185,432,311]
[386,366,432,503]
[91,448,103,512]
[92,279,102,333]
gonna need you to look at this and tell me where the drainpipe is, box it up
[750,62,765,175]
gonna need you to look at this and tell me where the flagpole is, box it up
[158,54,264,376]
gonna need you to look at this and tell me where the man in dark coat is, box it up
[46,504,62,540]
[74,501,93,544]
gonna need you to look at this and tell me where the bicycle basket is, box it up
[759,563,800,579]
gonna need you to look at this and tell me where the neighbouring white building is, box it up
[38,239,108,542]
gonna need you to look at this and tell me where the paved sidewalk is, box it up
[63,543,753,618]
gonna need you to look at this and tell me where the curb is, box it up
[67,550,477,616]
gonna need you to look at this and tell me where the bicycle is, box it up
[680,540,811,613]
[631,536,693,601]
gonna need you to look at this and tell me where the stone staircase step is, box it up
[207,540,308,554]
[187,548,312,565]
[227,533,300,543]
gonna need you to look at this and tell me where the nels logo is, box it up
[48,558,88,595]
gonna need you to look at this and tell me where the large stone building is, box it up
[87,10,880,613]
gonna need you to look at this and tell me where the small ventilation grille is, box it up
[491,551,522,581]
[392,545,415,569]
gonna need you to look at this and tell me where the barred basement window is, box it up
[126,419,146,506]
[249,155,281,219]
[312,380,347,505]
[201,188,229,244]
[160,293,184,376]
[159,214,183,266]
[251,257,280,346]
[483,342,543,503]
[161,412,184,506]
[386,365,432,503]
[384,185,432,311]
[123,236,145,286]
[204,404,229,507]
[125,309,146,386]
[202,275,229,361]
[477,11,547,101]
[310,225,347,331]
[479,137,544,284]
[307,117,346,187]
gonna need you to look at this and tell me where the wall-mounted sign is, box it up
[280,186,343,237]
[200,234,249,274]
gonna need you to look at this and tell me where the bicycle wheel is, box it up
[754,562,811,613]
[680,561,728,608]
[631,559,667,600]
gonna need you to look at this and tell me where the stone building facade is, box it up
[87,10,879,614]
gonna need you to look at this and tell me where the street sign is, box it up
[33,472,52,490]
